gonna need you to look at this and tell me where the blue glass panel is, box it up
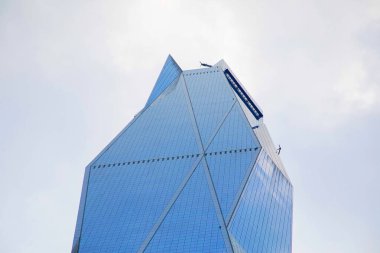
[146,55,182,107]
[228,150,293,253]
[272,179,292,253]
[93,77,199,166]
[252,166,280,253]
[253,123,289,179]
[78,158,197,253]
[206,103,259,152]
[263,170,287,253]
[285,183,293,253]
[183,68,236,146]
[205,151,257,220]
[72,167,90,252]
[229,233,246,253]
[203,103,260,219]
[144,160,228,253]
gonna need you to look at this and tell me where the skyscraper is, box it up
[72,56,293,253]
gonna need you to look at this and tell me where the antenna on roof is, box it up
[200,62,212,68]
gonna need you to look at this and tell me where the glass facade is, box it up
[72,56,293,253]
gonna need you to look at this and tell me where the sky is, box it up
[0,0,379,252]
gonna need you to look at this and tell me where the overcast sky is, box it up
[1,0,379,252]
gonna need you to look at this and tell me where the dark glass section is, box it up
[78,158,197,253]
[183,69,236,146]
[144,160,228,253]
[146,55,182,107]
[223,69,263,120]
[93,78,199,166]
[228,150,293,253]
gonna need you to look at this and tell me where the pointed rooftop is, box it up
[145,55,182,107]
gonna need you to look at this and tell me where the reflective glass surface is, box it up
[253,124,289,179]
[206,103,258,152]
[79,158,197,253]
[93,77,199,166]
[205,103,261,219]
[72,167,90,251]
[229,150,293,253]
[146,55,182,106]
[183,68,236,146]
[145,161,228,253]
[73,57,293,253]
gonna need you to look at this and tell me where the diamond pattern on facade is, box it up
[72,56,293,253]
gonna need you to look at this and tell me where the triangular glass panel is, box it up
[92,77,199,166]
[183,68,236,147]
[146,55,182,107]
[144,160,228,253]
[228,150,293,253]
[78,158,198,253]
[206,103,260,152]
[205,103,261,219]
